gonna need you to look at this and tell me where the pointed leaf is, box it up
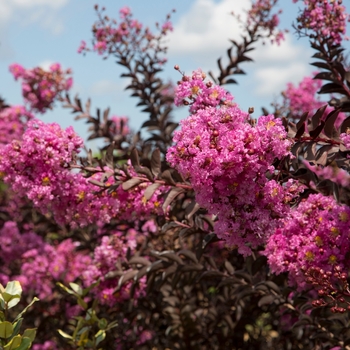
[130,148,140,168]
[150,148,161,177]
[143,182,161,200]
[162,188,185,211]
[122,178,142,191]
[14,297,39,323]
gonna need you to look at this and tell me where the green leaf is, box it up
[58,329,73,340]
[4,282,22,298]
[69,283,83,296]
[4,335,22,350]
[4,294,21,309]
[56,282,75,295]
[82,281,100,297]
[98,318,108,330]
[13,337,31,350]
[0,321,14,339]
[10,319,22,339]
[77,297,88,310]
[95,330,106,346]
[22,329,36,342]
[0,311,5,322]
[14,297,39,323]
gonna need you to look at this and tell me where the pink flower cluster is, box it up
[9,63,73,113]
[282,73,323,118]
[0,221,90,300]
[304,161,350,187]
[32,341,58,350]
[19,239,91,299]
[80,5,171,62]
[281,73,346,127]
[168,74,299,255]
[246,0,285,44]
[340,129,350,149]
[0,105,33,148]
[83,229,147,306]
[110,115,130,136]
[294,0,350,45]
[266,193,350,290]
[174,69,235,114]
[0,120,119,228]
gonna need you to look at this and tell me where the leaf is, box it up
[309,121,325,139]
[0,321,13,338]
[323,109,340,138]
[162,264,177,280]
[143,183,161,200]
[311,61,330,70]
[14,297,39,323]
[95,330,106,346]
[9,318,22,339]
[185,201,201,220]
[304,142,317,161]
[223,78,237,85]
[295,122,306,139]
[315,145,333,166]
[296,112,309,130]
[313,72,334,82]
[58,329,73,340]
[69,283,82,296]
[224,261,234,275]
[177,250,198,263]
[122,178,142,191]
[162,188,185,211]
[258,295,275,307]
[104,142,115,170]
[264,281,281,294]
[4,335,23,350]
[319,83,345,95]
[150,149,161,177]
[128,257,151,266]
[340,116,350,134]
[130,148,140,168]
[161,170,177,186]
[310,105,327,130]
[156,252,184,265]
[134,166,154,181]
[4,281,22,298]
[22,329,36,343]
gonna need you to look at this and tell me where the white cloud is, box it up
[38,60,55,70]
[168,0,313,99]
[12,0,68,9]
[0,0,68,32]
[167,0,250,66]
[250,33,312,97]
[254,62,310,97]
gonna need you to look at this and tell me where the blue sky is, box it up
[1,0,349,148]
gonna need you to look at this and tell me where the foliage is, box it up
[1,1,350,349]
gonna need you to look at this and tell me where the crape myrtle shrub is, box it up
[2,0,350,349]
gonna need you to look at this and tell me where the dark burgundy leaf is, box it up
[151,148,161,177]
[122,178,143,191]
[162,187,185,211]
[258,295,275,307]
[130,148,140,168]
[309,121,325,139]
[128,257,151,266]
[323,109,340,138]
[143,182,161,200]
[161,169,177,186]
